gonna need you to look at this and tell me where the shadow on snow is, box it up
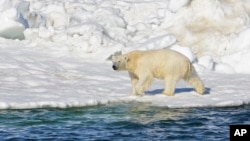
[145,87,211,95]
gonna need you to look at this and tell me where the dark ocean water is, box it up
[0,103,249,141]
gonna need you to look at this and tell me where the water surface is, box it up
[0,103,249,140]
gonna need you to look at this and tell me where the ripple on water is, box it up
[0,104,249,140]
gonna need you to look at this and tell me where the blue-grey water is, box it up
[0,103,249,141]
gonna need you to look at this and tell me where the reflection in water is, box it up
[127,103,190,124]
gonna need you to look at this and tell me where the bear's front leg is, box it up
[135,73,149,96]
[129,72,138,96]
[163,76,178,96]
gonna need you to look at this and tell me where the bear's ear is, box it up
[111,55,116,60]
[124,56,129,62]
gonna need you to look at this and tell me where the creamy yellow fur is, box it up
[112,49,205,96]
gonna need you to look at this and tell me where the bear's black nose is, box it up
[112,65,117,70]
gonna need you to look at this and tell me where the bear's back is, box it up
[127,49,189,63]
[126,49,191,78]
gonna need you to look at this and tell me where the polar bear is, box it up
[112,49,205,96]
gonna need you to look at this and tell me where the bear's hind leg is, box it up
[185,75,205,95]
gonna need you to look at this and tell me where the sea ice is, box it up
[0,0,250,109]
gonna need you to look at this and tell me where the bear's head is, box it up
[111,55,128,71]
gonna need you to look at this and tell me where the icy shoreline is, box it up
[0,40,249,109]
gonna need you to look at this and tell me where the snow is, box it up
[0,2,25,39]
[0,0,250,109]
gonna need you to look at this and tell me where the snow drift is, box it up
[1,0,250,74]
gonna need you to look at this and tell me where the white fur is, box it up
[112,49,205,96]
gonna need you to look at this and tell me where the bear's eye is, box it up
[118,61,121,63]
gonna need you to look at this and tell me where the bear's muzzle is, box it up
[112,65,118,70]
